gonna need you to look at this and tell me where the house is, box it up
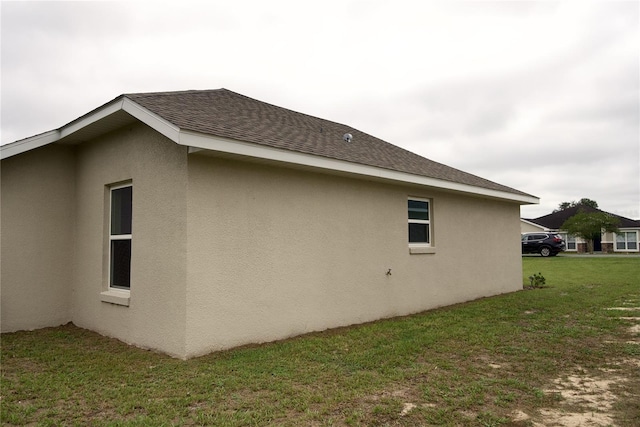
[1,89,538,358]
[521,206,640,253]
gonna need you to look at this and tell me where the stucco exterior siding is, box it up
[184,155,523,357]
[427,195,523,300]
[71,124,189,358]
[1,90,535,359]
[1,130,524,358]
[520,221,545,233]
[1,145,75,332]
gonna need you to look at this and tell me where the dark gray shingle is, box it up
[126,89,531,197]
[529,206,640,229]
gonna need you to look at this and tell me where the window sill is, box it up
[409,246,436,255]
[100,289,130,306]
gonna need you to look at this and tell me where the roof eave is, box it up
[183,131,539,205]
[1,97,179,160]
[1,97,539,205]
[0,130,60,159]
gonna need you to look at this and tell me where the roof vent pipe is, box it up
[343,133,353,143]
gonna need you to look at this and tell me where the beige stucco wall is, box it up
[520,221,546,234]
[2,126,525,358]
[70,124,189,358]
[1,145,76,332]
[184,155,523,358]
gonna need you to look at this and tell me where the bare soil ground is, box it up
[512,308,639,426]
[395,306,640,426]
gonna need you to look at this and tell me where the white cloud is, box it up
[1,0,638,218]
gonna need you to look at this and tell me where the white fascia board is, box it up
[121,98,180,142]
[1,99,128,160]
[59,99,125,139]
[61,98,180,142]
[1,98,180,160]
[181,131,539,205]
[1,131,60,160]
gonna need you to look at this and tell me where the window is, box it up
[527,234,546,241]
[558,233,576,251]
[615,231,638,251]
[408,198,430,245]
[109,184,132,289]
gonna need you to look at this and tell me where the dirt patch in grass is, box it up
[535,367,626,426]
[510,305,640,427]
[380,360,637,426]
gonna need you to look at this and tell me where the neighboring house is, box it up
[521,206,640,253]
[1,89,538,359]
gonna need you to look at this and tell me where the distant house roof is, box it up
[526,205,640,229]
[1,89,537,204]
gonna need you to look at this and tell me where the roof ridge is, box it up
[124,88,227,99]
[127,89,364,133]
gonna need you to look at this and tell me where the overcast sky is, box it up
[2,1,639,219]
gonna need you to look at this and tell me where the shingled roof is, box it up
[124,89,531,198]
[2,88,536,202]
[526,205,640,229]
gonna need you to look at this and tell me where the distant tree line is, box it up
[553,198,599,213]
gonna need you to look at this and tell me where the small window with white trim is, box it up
[109,184,132,290]
[408,198,431,246]
[560,233,577,251]
[615,231,638,251]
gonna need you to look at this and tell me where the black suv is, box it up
[521,232,565,257]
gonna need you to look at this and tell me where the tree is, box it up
[555,202,573,212]
[553,198,599,213]
[560,210,619,253]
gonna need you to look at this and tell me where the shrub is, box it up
[527,272,547,289]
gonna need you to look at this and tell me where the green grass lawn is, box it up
[2,257,639,426]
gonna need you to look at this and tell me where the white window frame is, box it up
[408,197,434,254]
[99,183,133,309]
[559,233,577,251]
[614,230,638,252]
[109,183,132,290]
